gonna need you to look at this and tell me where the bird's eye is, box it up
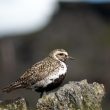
[59,53,64,56]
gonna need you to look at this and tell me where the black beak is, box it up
[68,56,76,60]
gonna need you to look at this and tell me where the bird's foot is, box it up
[40,91,47,98]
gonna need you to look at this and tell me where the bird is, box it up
[2,49,74,96]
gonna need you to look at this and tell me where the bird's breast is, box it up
[32,62,67,91]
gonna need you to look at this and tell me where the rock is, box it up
[0,97,28,110]
[0,80,105,110]
[36,80,105,110]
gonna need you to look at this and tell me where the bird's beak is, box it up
[68,56,76,60]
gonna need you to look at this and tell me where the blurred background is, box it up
[0,0,110,109]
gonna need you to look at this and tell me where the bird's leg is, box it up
[40,91,47,98]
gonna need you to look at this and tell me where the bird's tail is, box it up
[2,81,22,93]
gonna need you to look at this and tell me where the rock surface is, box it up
[36,80,105,110]
[0,80,105,110]
[0,97,28,110]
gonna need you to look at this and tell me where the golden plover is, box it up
[2,49,74,96]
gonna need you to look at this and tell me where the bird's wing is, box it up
[17,57,60,87]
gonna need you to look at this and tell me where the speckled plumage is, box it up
[18,57,62,87]
[2,49,73,93]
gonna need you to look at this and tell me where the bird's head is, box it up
[49,49,75,62]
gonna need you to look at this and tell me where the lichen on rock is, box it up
[36,80,105,110]
[0,80,105,110]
